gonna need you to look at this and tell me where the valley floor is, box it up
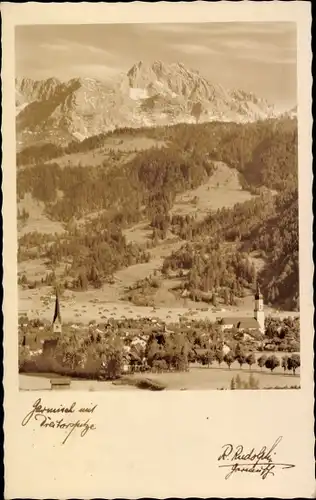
[19,284,298,325]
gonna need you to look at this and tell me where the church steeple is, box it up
[254,282,265,334]
[52,287,62,335]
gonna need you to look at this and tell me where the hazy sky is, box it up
[16,22,297,110]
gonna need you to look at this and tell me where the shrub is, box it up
[113,376,166,391]
[230,374,259,390]
[152,359,168,372]
[100,347,123,380]
[249,373,260,389]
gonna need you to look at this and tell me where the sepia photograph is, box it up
[3,3,314,499]
[16,22,300,392]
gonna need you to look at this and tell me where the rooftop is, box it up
[221,317,260,329]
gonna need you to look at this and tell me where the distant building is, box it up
[131,337,147,349]
[222,343,231,355]
[50,378,71,390]
[219,285,265,335]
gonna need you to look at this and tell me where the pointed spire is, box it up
[52,286,62,325]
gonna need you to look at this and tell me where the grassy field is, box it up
[19,365,299,392]
[46,135,167,169]
[18,192,65,237]
[170,161,254,220]
[132,366,299,390]
[18,282,299,325]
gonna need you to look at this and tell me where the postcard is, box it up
[2,1,314,498]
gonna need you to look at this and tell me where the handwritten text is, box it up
[22,398,98,445]
[218,436,295,480]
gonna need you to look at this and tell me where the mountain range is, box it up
[16,60,293,147]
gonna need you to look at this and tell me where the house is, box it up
[50,378,71,390]
[131,337,147,349]
[122,348,145,373]
[222,343,230,355]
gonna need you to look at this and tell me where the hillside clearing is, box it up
[18,192,65,236]
[44,135,167,169]
[170,161,254,220]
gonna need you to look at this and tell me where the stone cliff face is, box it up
[16,60,280,147]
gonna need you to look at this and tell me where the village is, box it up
[19,283,300,391]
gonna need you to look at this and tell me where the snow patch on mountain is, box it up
[129,87,149,100]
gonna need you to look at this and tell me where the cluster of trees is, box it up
[18,231,56,262]
[18,223,150,289]
[17,143,64,167]
[249,187,299,309]
[216,119,297,191]
[17,141,215,225]
[146,332,189,372]
[17,127,159,168]
[162,185,298,307]
[198,342,256,370]
[54,331,124,379]
[19,331,124,380]
[280,354,301,375]
[197,349,257,370]
[263,316,299,351]
[162,241,256,304]
[257,353,300,374]
[202,349,300,373]
[47,222,150,289]
[18,117,297,218]
[18,116,297,191]
[124,275,161,307]
[17,162,137,220]
[17,139,217,290]
[193,191,276,242]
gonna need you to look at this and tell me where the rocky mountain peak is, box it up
[16,60,280,147]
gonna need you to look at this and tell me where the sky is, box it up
[15,22,297,111]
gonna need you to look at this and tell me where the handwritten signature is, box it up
[21,398,97,445]
[218,436,295,480]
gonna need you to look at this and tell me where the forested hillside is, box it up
[162,186,298,309]
[17,117,299,308]
[248,187,299,309]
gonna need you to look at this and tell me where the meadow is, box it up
[19,364,300,392]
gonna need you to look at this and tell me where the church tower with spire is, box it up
[52,287,62,336]
[254,283,265,334]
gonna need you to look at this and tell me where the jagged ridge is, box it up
[16,60,290,147]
